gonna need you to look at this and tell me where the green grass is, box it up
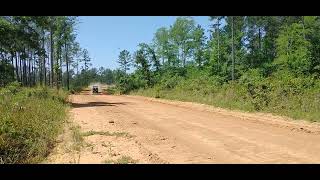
[70,125,84,152]
[103,156,137,164]
[0,82,69,164]
[130,76,320,122]
[81,130,132,138]
[131,86,255,113]
[104,86,117,95]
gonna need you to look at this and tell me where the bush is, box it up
[239,69,271,110]
[131,69,320,122]
[70,86,83,93]
[0,85,68,163]
[159,73,184,89]
[105,86,117,95]
[0,62,15,87]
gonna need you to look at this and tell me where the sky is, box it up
[75,16,212,70]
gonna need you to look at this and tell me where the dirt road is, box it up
[46,92,320,164]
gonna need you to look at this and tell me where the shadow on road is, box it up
[71,101,128,108]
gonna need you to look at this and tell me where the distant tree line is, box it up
[112,16,320,121]
[114,16,320,92]
[0,16,94,90]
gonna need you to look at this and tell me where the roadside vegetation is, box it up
[104,156,137,164]
[70,125,84,152]
[82,130,132,138]
[131,69,320,121]
[0,16,90,163]
[115,16,320,122]
[0,82,68,163]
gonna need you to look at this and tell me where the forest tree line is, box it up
[114,16,320,121]
[116,16,320,88]
[0,16,108,90]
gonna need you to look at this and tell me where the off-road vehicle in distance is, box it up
[92,86,98,94]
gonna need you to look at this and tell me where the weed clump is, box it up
[0,82,68,164]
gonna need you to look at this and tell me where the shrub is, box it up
[131,68,320,122]
[0,86,68,164]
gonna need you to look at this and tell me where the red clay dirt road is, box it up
[46,91,320,164]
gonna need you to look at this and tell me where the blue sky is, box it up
[75,16,212,70]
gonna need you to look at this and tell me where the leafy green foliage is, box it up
[275,23,312,74]
[0,61,15,87]
[116,16,320,122]
[117,50,132,74]
[169,17,196,67]
[0,82,68,163]
[0,16,83,91]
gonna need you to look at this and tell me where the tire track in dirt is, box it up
[46,92,320,164]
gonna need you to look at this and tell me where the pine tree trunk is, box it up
[231,16,235,81]
[65,42,69,91]
[19,54,22,83]
[48,70,51,86]
[15,52,19,82]
[10,52,15,80]
[258,28,262,51]
[28,52,32,87]
[60,48,64,87]
[217,18,220,66]
[44,54,47,86]
[23,57,27,86]
[50,27,54,88]
[40,30,45,86]
[59,47,62,89]
[56,47,60,90]
[39,56,43,86]
[32,56,34,86]
[34,59,36,86]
